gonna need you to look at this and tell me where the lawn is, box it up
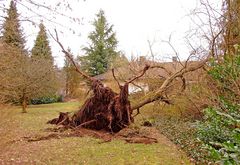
[0,102,192,165]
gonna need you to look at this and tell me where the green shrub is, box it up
[30,95,63,105]
[197,53,240,164]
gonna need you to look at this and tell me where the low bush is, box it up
[30,95,63,105]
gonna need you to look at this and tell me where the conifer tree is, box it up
[2,1,25,50]
[31,22,53,63]
[82,9,119,76]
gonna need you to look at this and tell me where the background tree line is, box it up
[0,1,126,111]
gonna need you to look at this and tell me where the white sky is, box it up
[0,0,221,67]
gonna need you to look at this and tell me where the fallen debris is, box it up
[24,127,158,144]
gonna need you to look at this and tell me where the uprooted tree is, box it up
[48,29,213,133]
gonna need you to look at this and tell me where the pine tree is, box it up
[31,22,53,63]
[82,9,119,76]
[2,1,25,50]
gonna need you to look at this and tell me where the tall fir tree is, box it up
[2,1,25,50]
[31,22,53,63]
[82,9,118,76]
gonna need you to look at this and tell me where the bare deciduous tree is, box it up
[0,44,59,112]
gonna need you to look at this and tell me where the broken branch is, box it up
[127,64,150,84]
[49,29,93,82]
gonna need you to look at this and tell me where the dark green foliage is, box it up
[2,1,25,50]
[198,106,240,164]
[31,23,53,63]
[82,9,119,76]
[198,54,240,164]
[30,95,63,105]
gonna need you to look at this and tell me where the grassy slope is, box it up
[0,102,192,165]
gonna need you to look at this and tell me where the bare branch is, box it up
[149,65,172,76]
[131,56,210,111]
[112,69,121,88]
[49,29,94,82]
[161,34,184,67]
[126,64,150,84]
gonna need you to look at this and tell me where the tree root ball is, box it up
[48,80,133,133]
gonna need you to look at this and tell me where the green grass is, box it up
[0,102,192,165]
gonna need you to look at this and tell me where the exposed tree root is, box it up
[48,65,150,133]
[47,80,131,132]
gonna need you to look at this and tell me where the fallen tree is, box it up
[48,63,150,132]
[48,29,211,133]
[48,30,152,132]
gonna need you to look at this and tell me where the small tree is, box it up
[82,9,119,76]
[2,1,25,50]
[31,22,53,63]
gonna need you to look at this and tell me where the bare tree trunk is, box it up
[22,93,27,113]
[65,79,69,96]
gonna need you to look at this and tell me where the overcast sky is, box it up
[0,0,221,67]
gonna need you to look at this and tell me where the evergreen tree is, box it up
[82,9,118,76]
[31,23,53,63]
[2,1,25,50]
